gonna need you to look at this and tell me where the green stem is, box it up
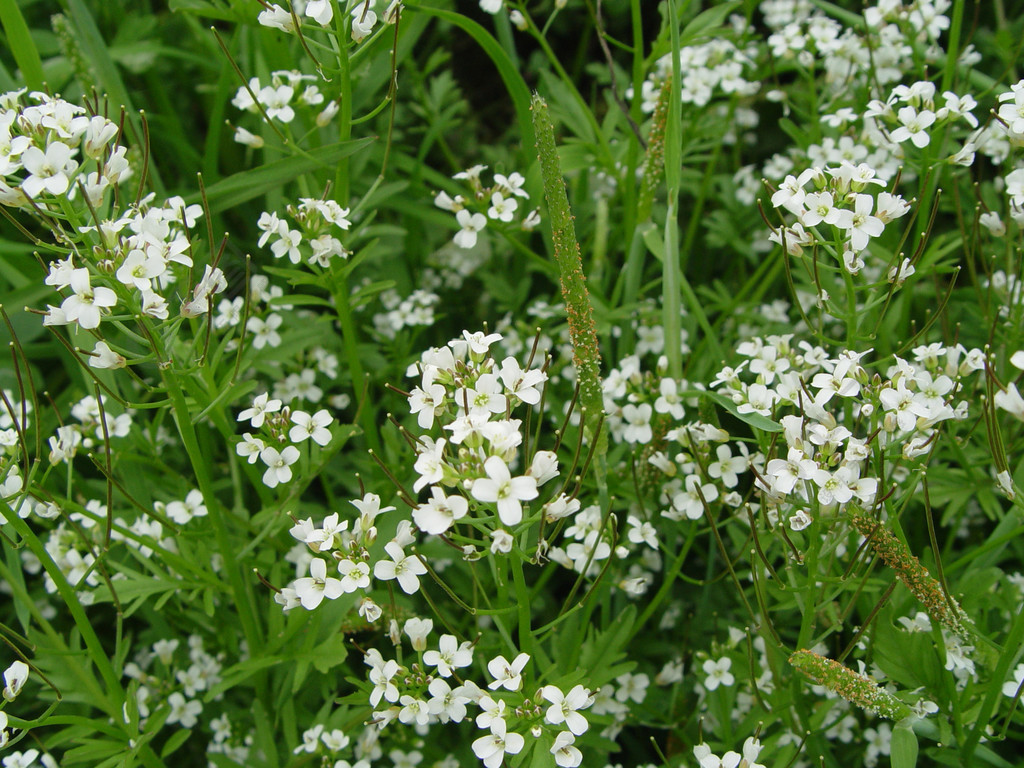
[0,506,123,717]
[962,601,1024,761]
[329,270,381,454]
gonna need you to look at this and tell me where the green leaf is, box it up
[641,223,666,261]
[891,724,919,768]
[61,739,123,765]
[778,117,810,149]
[63,0,163,192]
[702,390,783,433]
[872,615,943,694]
[168,0,242,22]
[205,656,285,701]
[191,139,375,214]
[574,605,637,688]
[402,1,534,150]
[0,0,44,90]
[312,636,348,674]
[161,728,193,758]
[679,1,743,46]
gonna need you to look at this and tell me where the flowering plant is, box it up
[2,1,1024,767]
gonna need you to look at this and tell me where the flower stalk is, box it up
[790,649,912,721]
[531,93,606,471]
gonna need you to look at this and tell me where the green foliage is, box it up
[1,1,1024,767]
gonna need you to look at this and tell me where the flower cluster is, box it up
[47,394,132,464]
[403,331,554,538]
[42,192,225,336]
[434,167,540,250]
[1,89,128,208]
[372,288,440,339]
[120,635,226,751]
[257,196,353,268]
[231,70,337,146]
[360,620,594,768]
[278,492,402,613]
[258,0,400,41]
[768,161,912,274]
[863,80,978,153]
[632,37,759,112]
[235,392,336,488]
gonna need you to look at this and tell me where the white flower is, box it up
[472,719,524,768]
[621,403,653,443]
[453,209,486,248]
[247,314,283,349]
[845,193,885,251]
[369,659,401,706]
[115,248,165,291]
[486,652,529,691]
[702,657,734,690]
[88,341,126,369]
[490,528,513,554]
[614,672,649,703]
[670,475,718,520]
[338,559,370,592]
[403,617,433,651]
[258,3,296,31]
[413,437,447,492]
[541,684,592,735]
[1002,663,1024,698]
[412,486,468,535]
[423,634,473,677]
[60,268,117,330]
[260,445,300,487]
[2,661,28,701]
[305,0,334,25]
[289,409,333,446]
[890,106,936,148]
[294,558,344,609]
[373,541,427,594]
[165,489,208,525]
[487,191,518,221]
[409,381,447,429]
[166,691,203,728]
[351,5,377,41]
[399,695,430,725]
[20,142,78,197]
[427,678,471,723]
[259,85,295,122]
[550,731,583,767]
[182,265,228,316]
[470,455,538,526]
[528,450,559,485]
[238,392,281,428]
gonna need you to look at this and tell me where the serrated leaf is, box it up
[402,1,533,149]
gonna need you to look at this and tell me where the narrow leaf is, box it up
[0,0,45,90]
[190,139,374,213]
